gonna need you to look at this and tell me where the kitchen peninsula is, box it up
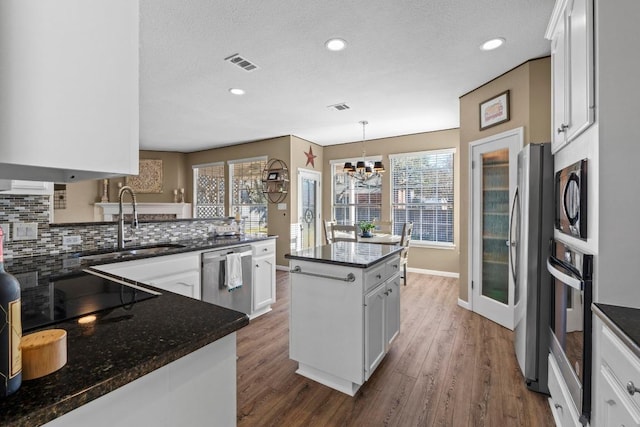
[286,242,403,396]
[0,234,276,427]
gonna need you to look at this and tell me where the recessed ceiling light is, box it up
[325,38,347,51]
[229,88,245,96]
[480,37,505,51]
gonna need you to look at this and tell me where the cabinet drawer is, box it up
[252,240,275,256]
[548,354,581,427]
[385,256,401,278]
[602,326,640,411]
[364,262,387,292]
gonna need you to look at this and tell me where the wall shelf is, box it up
[261,159,289,204]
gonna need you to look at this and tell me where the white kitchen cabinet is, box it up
[546,0,594,154]
[364,274,401,380]
[548,354,582,427]
[594,318,640,426]
[251,240,276,317]
[94,252,201,300]
[0,180,53,195]
[289,253,401,396]
[0,0,139,182]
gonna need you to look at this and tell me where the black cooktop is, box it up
[21,271,158,332]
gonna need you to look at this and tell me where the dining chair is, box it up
[331,224,358,242]
[323,220,336,244]
[372,220,393,234]
[399,222,413,285]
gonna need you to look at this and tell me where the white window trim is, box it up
[388,147,456,160]
[227,156,267,165]
[192,162,225,218]
[390,148,455,246]
[330,159,383,225]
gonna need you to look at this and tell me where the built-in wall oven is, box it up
[546,239,593,425]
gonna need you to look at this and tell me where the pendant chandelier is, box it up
[342,120,385,181]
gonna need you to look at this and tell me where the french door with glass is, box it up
[470,128,522,329]
[297,169,322,250]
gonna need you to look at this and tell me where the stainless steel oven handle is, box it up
[203,250,252,264]
[547,257,583,290]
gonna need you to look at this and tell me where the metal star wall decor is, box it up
[304,146,317,167]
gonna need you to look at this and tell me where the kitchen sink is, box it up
[75,244,186,262]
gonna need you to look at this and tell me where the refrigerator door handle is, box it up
[508,187,520,283]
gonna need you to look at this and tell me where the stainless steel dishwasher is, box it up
[201,245,253,314]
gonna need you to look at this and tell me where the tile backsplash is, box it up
[0,195,216,259]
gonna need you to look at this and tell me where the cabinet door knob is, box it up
[557,124,569,134]
[554,403,562,410]
[627,381,640,395]
[255,264,259,268]
[376,274,382,279]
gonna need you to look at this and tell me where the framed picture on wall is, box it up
[479,90,510,130]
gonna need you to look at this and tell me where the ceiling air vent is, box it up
[224,53,259,72]
[327,102,350,111]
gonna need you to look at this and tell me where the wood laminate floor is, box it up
[236,271,555,426]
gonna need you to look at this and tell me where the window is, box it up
[193,162,225,218]
[331,159,382,225]
[390,149,455,245]
[229,157,268,233]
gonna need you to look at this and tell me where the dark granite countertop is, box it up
[593,303,640,358]
[285,242,403,268]
[0,236,277,426]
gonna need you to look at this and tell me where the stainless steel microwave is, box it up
[555,159,588,240]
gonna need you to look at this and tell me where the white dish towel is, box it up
[225,253,243,291]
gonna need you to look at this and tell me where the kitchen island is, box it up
[285,242,403,396]
[0,236,278,426]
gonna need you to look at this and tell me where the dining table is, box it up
[358,233,401,245]
[326,232,401,245]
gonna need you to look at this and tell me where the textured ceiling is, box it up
[139,0,555,152]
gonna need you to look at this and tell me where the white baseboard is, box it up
[406,267,459,278]
[276,265,289,271]
[457,298,471,310]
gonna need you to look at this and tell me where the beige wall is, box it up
[458,56,551,301]
[52,180,101,223]
[322,128,461,274]
[52,151,190,223]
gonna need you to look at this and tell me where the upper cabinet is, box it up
[546,0,594,154]
[0,0,139,182]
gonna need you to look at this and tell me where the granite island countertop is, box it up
[593,303,640,358]
[285,241,402,268]
[0,235,277,426]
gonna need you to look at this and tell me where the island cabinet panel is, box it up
[289,252,401,396]
[290,262,365,386]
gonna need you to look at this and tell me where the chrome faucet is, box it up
[118,185,139,250]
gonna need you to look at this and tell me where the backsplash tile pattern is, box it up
[1,195,216,259]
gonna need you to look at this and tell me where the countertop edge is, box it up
[13,315,249,427]
[285,244,403,269]
[592,303,640,359]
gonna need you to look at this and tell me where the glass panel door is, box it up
[481,148,510,304]
[298,170,322,250]
[471,128,522,330]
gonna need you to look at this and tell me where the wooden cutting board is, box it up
[21,329,67,380]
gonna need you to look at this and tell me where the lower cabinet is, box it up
[364,274,401,379]
[94,252,201,300]
[251,240,276,317]
[595,317,640,426]
[289,254,401,396]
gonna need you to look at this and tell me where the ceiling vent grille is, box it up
[224,53,259,72]
[328,103,350,111]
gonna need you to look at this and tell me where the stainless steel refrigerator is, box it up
[512,143,554,394]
